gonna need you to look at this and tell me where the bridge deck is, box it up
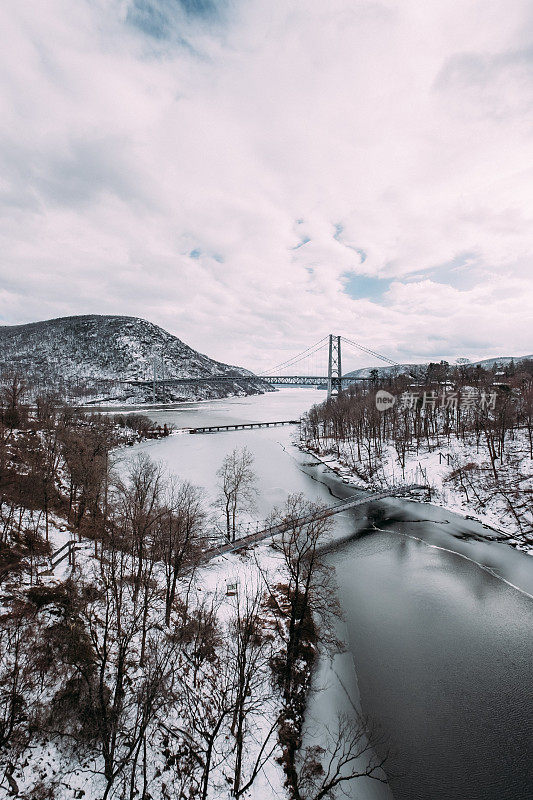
[124,375,369,387]
[202,487,425,560]
[189,419,299,434]
[260,375,370,386]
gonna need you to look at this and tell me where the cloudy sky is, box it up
[1,0,532,372]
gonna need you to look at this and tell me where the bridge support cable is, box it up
[255,333,399,389]
[340,335,400,367]
[259,336,329,376]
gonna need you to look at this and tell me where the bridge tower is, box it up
[327,334,342,399]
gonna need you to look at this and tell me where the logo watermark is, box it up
[375,389,396,411]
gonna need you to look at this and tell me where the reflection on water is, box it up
[129,389,533,800]
[328,527,533,800]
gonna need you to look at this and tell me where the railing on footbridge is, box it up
[189,419,299,434]
[203,484,428,561]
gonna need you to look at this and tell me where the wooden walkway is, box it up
[189,419,299,434]
[202,486,425,560]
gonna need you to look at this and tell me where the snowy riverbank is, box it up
[301,429,533,555]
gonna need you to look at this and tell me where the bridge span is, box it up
[259,375,370,387]
[126,374,369,388]
[121,333,397,400]
[189,419,299,434]
[203,485,427,561]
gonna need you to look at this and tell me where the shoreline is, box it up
[299,442,533,555]
[75,386,289,413]
[78,394,268,413]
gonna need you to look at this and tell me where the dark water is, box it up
[132,389,533,800]
[327,509,533,800]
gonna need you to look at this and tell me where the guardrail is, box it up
[39,539,78,576]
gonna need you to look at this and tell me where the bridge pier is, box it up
[327,334,342,399]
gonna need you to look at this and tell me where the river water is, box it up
[124,389,533,799]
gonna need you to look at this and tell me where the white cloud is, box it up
[0,0,532,372]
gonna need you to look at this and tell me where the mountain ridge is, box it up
[0,314,267,404]
[345,353,533,379]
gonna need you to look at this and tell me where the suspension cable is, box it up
[260,340,328,375]
[259,336,329,374]
[341,336,400,367]
[260,334,398,376]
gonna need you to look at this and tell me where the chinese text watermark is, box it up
[376,388,497,412]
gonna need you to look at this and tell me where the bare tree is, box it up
[0,374,27,430]
[521,382,533,458]
[228,582,279,798]
[81,540,177,800]
[268,494,339,697]
[59,417,115,540]
[216,447,257,542]
[297,712,388,800]
[39,420,62,541]
[156,480,206,627]
[258,495,346,799]
[114,453,165,599]
[164,617,234,800]
[0,604,37,753]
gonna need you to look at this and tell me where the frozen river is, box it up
[124,388,533,799]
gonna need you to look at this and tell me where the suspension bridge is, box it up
[129,334,400,400]
[202,484,427,560]
[258,334,399,397]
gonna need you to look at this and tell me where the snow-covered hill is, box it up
[473,354,533,369]
[345,353,533,379]
[0,315,268,404]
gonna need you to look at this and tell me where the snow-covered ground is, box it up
[3,523,290,800]
[303,429,533,554]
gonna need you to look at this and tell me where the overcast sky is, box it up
[1,0,532,372]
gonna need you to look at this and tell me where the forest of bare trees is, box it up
[304,362,533,466]
[301,360,533,542]
[0,376,384,799]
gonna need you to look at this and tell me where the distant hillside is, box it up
[345,353,533,379]
[472,354,533,369]
[0,315,269,404]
